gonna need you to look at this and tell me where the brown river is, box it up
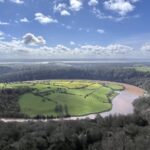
[0,81,144,123]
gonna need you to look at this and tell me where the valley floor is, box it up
[0,81,144,122]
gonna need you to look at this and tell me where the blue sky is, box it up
[0,0,150,59]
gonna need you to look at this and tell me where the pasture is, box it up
[134,66,150,72]
[0,80,124,117]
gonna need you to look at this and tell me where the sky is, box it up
[0,0,150,59]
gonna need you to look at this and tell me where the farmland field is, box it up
[126,66,150,72]
[134,66,150,72]
[0,80,124,117]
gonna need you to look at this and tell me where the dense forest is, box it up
[0,88,32,118]
[0,63,150,91]
[0,108,150,150]
[0,62,150,150]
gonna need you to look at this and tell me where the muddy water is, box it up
[0,82,145,122]
[100,83,144,117]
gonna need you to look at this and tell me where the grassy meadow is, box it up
[134,66,150,72]
[0,80,124,117]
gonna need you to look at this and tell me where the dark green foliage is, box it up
[0,63,150,90]
[134,96,150,123]
[0,113,150,150]
[0,88,31,118]
[55,103,70,117]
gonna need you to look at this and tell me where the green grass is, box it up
[1,80,124,117]
[126,66,150,73]
[105,83,124,90]
[134,67,150,72]
[19,93,56,116]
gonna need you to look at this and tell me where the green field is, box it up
[0,80,124,117]
[134,66,150,72]
[126,65,150,72]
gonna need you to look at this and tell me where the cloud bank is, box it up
[1,33,149,59]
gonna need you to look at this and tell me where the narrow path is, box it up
[0,81,144,123]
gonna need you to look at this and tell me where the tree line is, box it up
[0,113,149,150]
[0,63,150,90]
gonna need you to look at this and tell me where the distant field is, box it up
[0,80,124,117]
[127,66,150,72]
[134,66,150,72]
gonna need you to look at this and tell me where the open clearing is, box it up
[0,80,124,117]
[127,66,150,72]
[134,66,150,72]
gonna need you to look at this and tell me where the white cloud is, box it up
[54,3,66,12]
[97,29,105,34]
[70,41,75,45]
[70,0,83,11]
[92,7,137,21]
[104,0,138,16]
[34,13,58,24]
[141,44,150,52]
[54,3,70,16]
[55,44,70,51]
[0,31,5,40]
[80,44,133,56]
[10,0,24,4]
[0,31,4,36]
[0,0,24,3]
[130,0,139,2]
[0,21,9,25]
[20,17,29,23]
[92,8,113,20]
[22,33,46,46]
[0,33,147,59]
[0,37,3,41]
[61,10,71,16]
[105,44,133,54]
[0,39,136,58]
[88,0,98,6]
